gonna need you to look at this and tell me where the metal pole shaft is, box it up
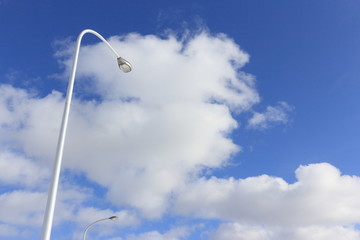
[40,29,121,240]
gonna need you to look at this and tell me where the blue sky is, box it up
[1,0,360,240]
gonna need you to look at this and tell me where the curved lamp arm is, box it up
[41,30,131,240]
[83,216,118,240]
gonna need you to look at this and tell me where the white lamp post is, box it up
[40,29,132,240]
[83,216,119,240]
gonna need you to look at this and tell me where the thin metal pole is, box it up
[40,30,124,240]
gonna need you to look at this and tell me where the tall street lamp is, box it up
[83,216,119,240]
[40,29,132,240]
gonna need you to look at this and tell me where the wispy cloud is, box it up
[209,223,360,240]
[126,226,191,240]
[0,224,19,237]
[247,101,294,130]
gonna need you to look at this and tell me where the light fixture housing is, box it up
[117,57,132,73]
[109,216,118,221]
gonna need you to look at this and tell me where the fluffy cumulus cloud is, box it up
[175,163,360,226]
[0,191,46,226]
[43,31,260,219]
[175,163,360,239]
[1,30,358,240]
[0,151,49,187]
[0,30,261,238]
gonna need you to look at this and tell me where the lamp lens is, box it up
[120,63,132,73]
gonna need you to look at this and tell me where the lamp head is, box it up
[109,216,118,221]
[117,57,132,73]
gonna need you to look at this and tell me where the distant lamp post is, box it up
[83,216,119,240]
[40,29,132,240]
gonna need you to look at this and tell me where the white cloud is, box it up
[174,163,360,226]
[208,223,273,240]
[4,30,359,240]
[127,226,191,240]
[0,85,64,166]
[0,224,21,237]
[0,184,138,239]
[0,151,49,188]
[71,32,259,110]
[248,101,294,129]
[67,207,138,240]
[209,223,360,240]
[0,31,259,219]
[0,191,46,226]
[71,207,138,227]
[64,32,259,218]
[50,182,139,228]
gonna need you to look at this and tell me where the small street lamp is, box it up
[83,216,119,240]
